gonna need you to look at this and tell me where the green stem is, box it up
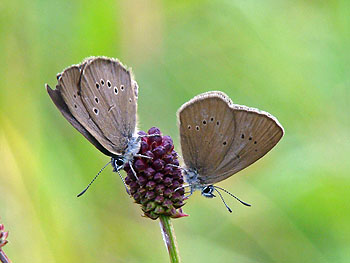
[159,215,181,263]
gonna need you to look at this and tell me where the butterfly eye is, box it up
[203,187,211,194]
[116,159,124,167]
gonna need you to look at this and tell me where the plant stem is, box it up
[159,215,181,263]
[0,250,10,263]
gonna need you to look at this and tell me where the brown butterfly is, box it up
[177,91,284,211]
[46,57,144,195]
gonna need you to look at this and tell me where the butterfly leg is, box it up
[128,161,139,181]
[138,134,161,138]
[174,184,190,192]
[134,153,153,159]
[116,169,131,195]
[184,191,194,199]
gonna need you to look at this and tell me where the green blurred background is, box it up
[1,0,349,262]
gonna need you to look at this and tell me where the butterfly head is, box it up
[201,185,216,198]
[112,157,125,171]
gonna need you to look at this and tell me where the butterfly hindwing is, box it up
[46,82,113,156]
[47,63,118,155]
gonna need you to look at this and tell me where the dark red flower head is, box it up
[123,127,188,220]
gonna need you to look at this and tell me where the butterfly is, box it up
[177,91,284,211]
[46,57,145,196]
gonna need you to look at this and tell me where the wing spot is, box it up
[254,141,257,144]
[223,141,227,145]
[129,98,132,103]
[95,97,99,103]
[188,125,191,130]
[196,126,200,131]
[210,117,214,122]
[249,137,252,140]
[107,80,111,88]
[114,87,118,94]
[96,83,100,89]
[74,104,77,108]
[202,120,207,125]
[73,94,77,98]
[120,85,125,91]
[241,134,244,139]
[100,79,105,86]
[93,108,99,115]
[216,121,220,126]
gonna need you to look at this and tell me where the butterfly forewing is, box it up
[178,91,284,185]
[80,57,138,154]
[47,64,118,155]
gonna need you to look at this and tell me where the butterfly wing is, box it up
[46,82,113,156]
[79,57,138,154]
[46,57,138,156]
[178,91,284,185]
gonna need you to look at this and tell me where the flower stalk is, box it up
[159,215,181,263]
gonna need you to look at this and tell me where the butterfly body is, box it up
[111,135,141,170]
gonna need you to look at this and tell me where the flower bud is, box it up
[164,177,173,187]
[153,172,164,183]
[153,146,165,158]
[134,159,147,172]
[144,167,155,178]
[146,181,156,190]
[152,159,165,170]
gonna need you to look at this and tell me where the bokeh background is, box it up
[1,0,349,262]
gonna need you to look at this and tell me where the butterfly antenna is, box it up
[212,188,233,213]
[77,160,112,197]
[213,186,251,207]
